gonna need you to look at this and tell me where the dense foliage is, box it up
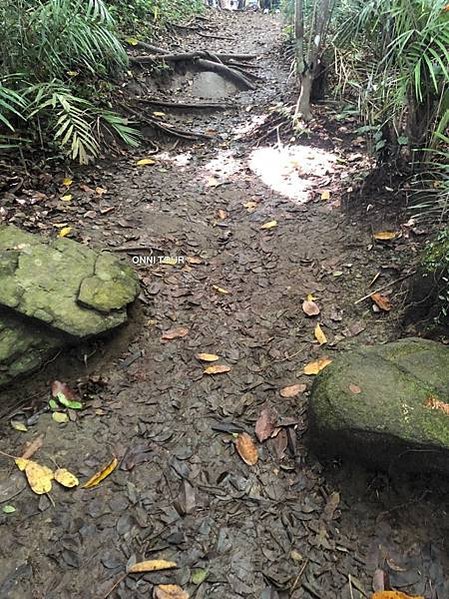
[0,0,203,163]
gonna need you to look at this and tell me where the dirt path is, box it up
[0,11,448,599]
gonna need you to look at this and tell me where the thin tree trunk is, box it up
[296,70,313,121]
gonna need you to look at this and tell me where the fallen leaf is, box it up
[10,420,27,432]
[186,256,203,265]
[425,394,449,415]
[373,231,398,241]
[206,177,219,187]
[2,505,16,514]
[371,292,392,312]
[125,36,139,45]
[255,408,277,442]
[60,194,72,202]
[304,357,333,375]
[235,432,258,465]
[217,209,228,220]
[136,158,156,166]
[154,585,189,599]
[349,383,362,394]
[95,186,107,196]
[314,323,327,345]
[191,568,208,585]
[280,384,307,398]
[52,412,69,424]
[161,327,189,341]
[22,460,54,495]
[321,190,330,200]
[62,177,73,187]
[371,592,424,599]
[195,353,219,362]
[153,111,166,117]
[261,220,278,230]
[54,468,79,488]
[15,458,29,472]
[128,559,177,573]
[58,226,72,238]
[212,285,231,295]
[82,457,118,489]
[204,364,231,375]
[20,434,44,460]
[323,491,340,520]
[243,201,257,210]
[302,299,320,317]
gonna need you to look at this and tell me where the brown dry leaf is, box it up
[373,231,398,241]
[349,383,362,394]
[204,364,231,375]
[95,186,107,196]
[217,209,228,220]
[255,408,277,442]
[212,285,231,295]
[425,394,449,415]
[186,256,203,265]
[280,383,307,398]
[54,468,79,488]
[371,592,424,599]
[195,353,219,362]
[302,299,320,317]
[20,460,54,495]
[235,432,258,466]
[261,220,278,230]
[371,292,392,312]
[304,357,333,375]
[82,457,118,489]
[244,201,257,211]
[154,585,189,599]
[20,433,44,460]
[161,327,189,341]
[128,559,177,574]
[314,323,327,345]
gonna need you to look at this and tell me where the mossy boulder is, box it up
[0,224,140,387]
[0,224,139,338]
[309,338,449,474]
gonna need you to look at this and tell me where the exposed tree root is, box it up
[137,98,231,110]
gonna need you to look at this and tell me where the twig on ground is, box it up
[353,271,416,305]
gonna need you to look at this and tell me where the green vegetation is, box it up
[0,0,203,164]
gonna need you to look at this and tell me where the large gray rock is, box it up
[309,338,449,474]
[0,224,140,387]
[0,225,139,338]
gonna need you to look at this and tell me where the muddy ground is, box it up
[0,10,448,599]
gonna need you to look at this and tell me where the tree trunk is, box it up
[296,70,314,121]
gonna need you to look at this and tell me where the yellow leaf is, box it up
[212,285,231,295]
[321,190,330,200]
[54,468,79,488]
[60,194,72,202]
[23,460,54,495]
[153,111,166,117]
[314,324,327,345]
[244,201,257,210]
[125,37,139,46]
[373,230,398,241]
[58,227,72,238]
[15,457,30,472]
[128,559,177,573]
[11,420,28,432]
[66,70,79,77]
[136,158,156,166]
[62,178,73,187]
[306,293,316,301]
[82,457,118,489]
[154,585,189,599]
[304,357,333,375]
[52,412,69,424]
[261,220,278,230]
[195,353,219,362]
[204,364,231,375]
[160,256,178,266]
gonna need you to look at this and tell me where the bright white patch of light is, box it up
[249,145,336,203]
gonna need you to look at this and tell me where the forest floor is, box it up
[0,9,448,599]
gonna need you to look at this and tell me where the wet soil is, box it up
[0,10,448,599]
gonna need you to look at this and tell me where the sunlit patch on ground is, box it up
[249,144,336,203]
[200,149,243,186]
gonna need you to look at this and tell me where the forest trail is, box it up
[0,10,448,599]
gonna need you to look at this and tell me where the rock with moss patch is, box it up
[309,338,449,474]
[0,224,139,338]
